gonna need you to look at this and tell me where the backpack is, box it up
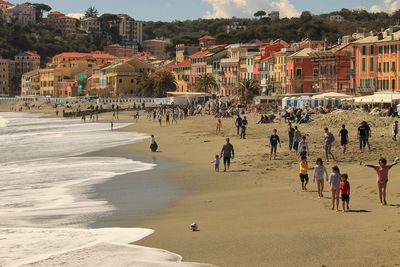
[329,132,335,143]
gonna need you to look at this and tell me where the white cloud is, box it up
[67,13,84,19]
[203,0,300,19]
[369,0,400,13]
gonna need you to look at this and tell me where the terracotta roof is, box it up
[18,50,40,57]
[57,16,77,20]
[176,59,191,67]
[208,44,227,50]
[261,43,284,59]
[54,52,116,60]
[49,11,63,16]
[199,35,216,40]
[190,50,209,57]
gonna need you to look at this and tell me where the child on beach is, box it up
[313,158,328,198]
[110,121,113,131]
[216,118,222,134]
[293,126,302,155]
[298,135,309,158]
[340,173,350,212]
[329,166,341,211]
[299,156,309,191]
[211,154,220,172]
[269,129,281,160]
[392,121,398,141]
[364,157,399,205]
[339,124,348,153]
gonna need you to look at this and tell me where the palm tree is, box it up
[155,71,177,98]
[195,73,218,93]
[138,75,156,97]
[239,78,259,104]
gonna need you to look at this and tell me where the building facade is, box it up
[351,28,400,93]
[5,3,35,26]
[143,39,171,60]
[286,48,316,94]
[0,58,15,96]
[21,69,40,96]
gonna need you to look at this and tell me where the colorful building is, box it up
[286,48,316,93]
[351,28,400,93]
[172,59,191,92]
[175,44,199,63]
[21,69,40,96]
[14,50,41,77]
[47,11,77,35]
[310,44,353,94]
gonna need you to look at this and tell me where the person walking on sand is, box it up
[211,154,220,172]
[358,121,368,153]
[364,157,399,206]
[240,116,248,139]
[220,138,235,172]
[293,126,302,155]
[313,158,328,198]
[299,156,309,191]
[329,166,341,211]
[365,122,372,150]
[235,115,242,136]
[216,118,222,134]
[158,113,162,127]
[298,135,309,158]
[339,124,349,153]
[324,128,335,162]
[340,173,350,212]
[110,121,114,131]
[392,121,398,141]
[288,122,295,152]
[269,129,281,160]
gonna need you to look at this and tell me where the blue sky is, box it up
[12,0,399,21]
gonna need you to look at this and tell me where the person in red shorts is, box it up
[340,174,350,212]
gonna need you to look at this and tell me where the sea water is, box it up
[0,113,208,267]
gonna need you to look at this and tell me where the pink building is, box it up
[286,48,316,93]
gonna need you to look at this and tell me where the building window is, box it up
[392,62,396,72]
[378,63,382,72]
[370,46,374,55]
[362,46,366,55]
[369,58,374,72]
[361,58,366,72]
[119,79,122,83]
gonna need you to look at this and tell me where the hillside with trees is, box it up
[1,6,399,64]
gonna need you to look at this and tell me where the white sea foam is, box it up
[0,113,208,267]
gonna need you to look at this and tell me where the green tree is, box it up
[195,73,218,93]
[254,10,267,20]
[84,6,99,18]
[154,71,177,97]
[138,75,156,97]
[239,78,259,104]
[26,3,52,21]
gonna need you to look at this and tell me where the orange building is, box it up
[351,28,400,93]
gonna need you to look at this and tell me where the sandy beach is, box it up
[2,102,400,266]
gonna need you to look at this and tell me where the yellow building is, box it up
[101,62,138,97]
[0,58,15,96]
[39,68,63,96]
[172,59,191,92]
[21,69,40,96]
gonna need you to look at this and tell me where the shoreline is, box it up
[2,107,400,266]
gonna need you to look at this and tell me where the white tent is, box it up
[353,93,400,104]
[311,92,353,100]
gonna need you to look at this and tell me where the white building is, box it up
[6,3,36,26]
